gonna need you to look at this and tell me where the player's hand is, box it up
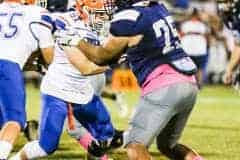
[54,28,83,46]
[54,27,100,47]
[223,69,233,84]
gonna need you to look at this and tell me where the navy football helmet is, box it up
[217,0,240,31]
[103,0,146,16]
[37,0,68,12]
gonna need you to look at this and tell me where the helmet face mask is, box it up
[103,0,115,17]
[90,9,109,34]
[74,0,109,34]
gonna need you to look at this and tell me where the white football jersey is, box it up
[181,19,208,56]
[41,11,95,104]
[0,2,54,68]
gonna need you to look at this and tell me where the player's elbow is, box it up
[92,52,116,66]
[41,47,54,64]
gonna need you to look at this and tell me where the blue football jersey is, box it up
[110,2,196,85]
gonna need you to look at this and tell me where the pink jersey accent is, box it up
[141,64,197,96]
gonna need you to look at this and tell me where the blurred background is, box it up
[24,0,236,89]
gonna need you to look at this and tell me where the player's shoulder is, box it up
[110,9,142,36]
[24,5,54,29]
[111,9,141,24]
[24,5,50,22]
[25,5,48,15]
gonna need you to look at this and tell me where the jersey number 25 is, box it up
[153,16,181,54]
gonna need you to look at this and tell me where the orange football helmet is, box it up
[76,0,103,10]
[75,0,108,34]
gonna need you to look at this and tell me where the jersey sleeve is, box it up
[30,23,54,49]
[109,9,142,36]
[40,13,55,31]
[28,6,54,49]
[37,7,55,31]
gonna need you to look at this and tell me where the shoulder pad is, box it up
[110,9,142,36]
[112,9,140,23]
[41,13,54,30]
[28,5,54,31]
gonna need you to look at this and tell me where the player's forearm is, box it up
[41,47,54,64]
[78,40,113,65]
[64,46,109,75]
[81,65,109,76]
[74,57,109,75]
[227,45,240,72]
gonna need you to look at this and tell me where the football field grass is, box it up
[12,85,240,160]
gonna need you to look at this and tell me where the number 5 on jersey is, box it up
[0,13,23,39]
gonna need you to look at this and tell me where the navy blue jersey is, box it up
[110,2,196,85]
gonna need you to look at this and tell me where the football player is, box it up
[61,0,204,159]
[0,0,54,159]
[68,0,129,118]
[11,0,121,159]
[180,8,209,86]
[217,0,240,85]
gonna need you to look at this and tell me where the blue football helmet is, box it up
[103,0,146,16]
